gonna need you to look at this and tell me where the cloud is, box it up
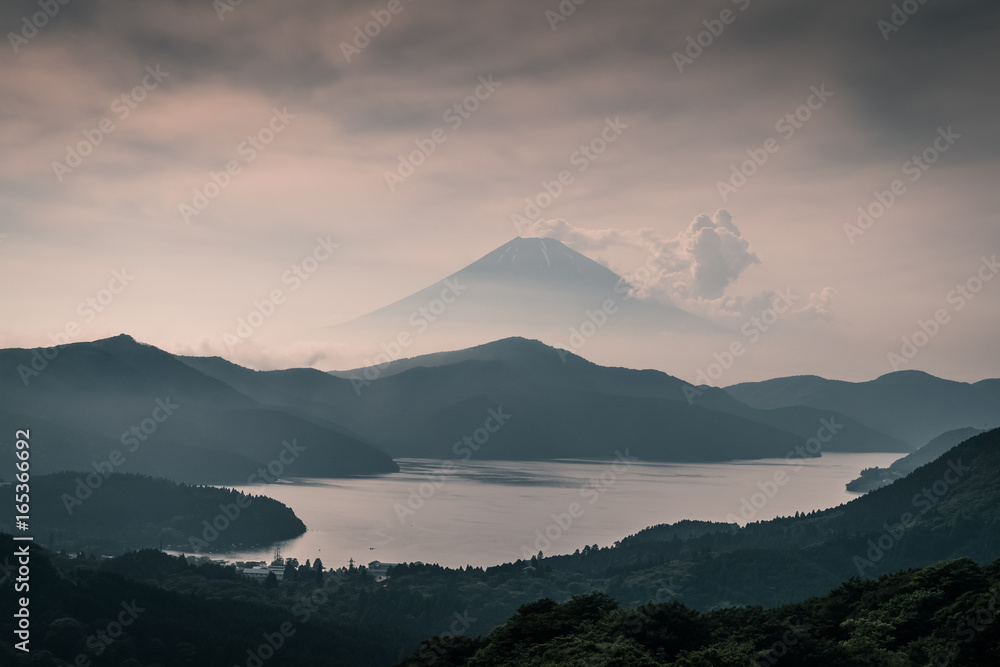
[169,336,355,372]
[790,287,836,322]
[525,213,839,323]
[653,210,760,301]
[526,210,759,301]
[518,218,662,253]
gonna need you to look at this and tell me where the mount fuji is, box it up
[333,237,718,344]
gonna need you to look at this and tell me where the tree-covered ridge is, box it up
[0,537,394,667]
[3,472,306,553]
[403,557,1000,666]
[846,427,985,492]
[509,427,1000,610]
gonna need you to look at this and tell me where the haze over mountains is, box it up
[0,335,398,484]
[330,236,720,365]
[726,372,1000,445]
[7,333,997,487]
[184,335,921,461]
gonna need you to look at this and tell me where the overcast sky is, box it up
[1,0,998,383]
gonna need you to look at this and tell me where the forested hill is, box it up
[0,472,306,554]
[847,426,985,492]
[524,427,1000,610]
[403,557,1000,666]
[0,537,394,667]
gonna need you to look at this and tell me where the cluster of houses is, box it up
[235,557,411,583]
[237,548,288,581]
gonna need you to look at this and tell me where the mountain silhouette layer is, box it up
[0,335,399,484]
[185,336,912,460]
[726,370,1000,447]
[846,426,985,492]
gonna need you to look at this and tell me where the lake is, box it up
[204,452,898,569]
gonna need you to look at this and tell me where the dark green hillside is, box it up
[521,428,1000,610]
[0,537,393,667]
[0,473,305,554]
[403,557,1000,666]
[847,427,984,492]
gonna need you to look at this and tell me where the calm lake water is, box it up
[204,453,898,569]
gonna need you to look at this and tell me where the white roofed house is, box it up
[367,560,399,581]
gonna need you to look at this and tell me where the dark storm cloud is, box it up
[6,0,996,148]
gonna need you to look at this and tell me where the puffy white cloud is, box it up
[525,213,837,322]
[654,210,759,300]
[526,210,759,301]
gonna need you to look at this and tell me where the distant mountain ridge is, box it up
[0,334,398,484]
[9,334,982,487]
[185,336,911,460]
[726,370,1000,446]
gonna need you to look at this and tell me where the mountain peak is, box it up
[462,236,620,287]
[91,333,150,351]
[334,235,714,336]
[329,336,577,380]
[872,369,946,385]
[103,333,138,344]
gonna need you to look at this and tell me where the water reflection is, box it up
[194,452,898,569]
